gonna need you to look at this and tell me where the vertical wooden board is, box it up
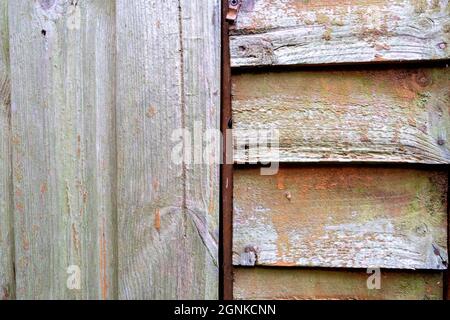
[116,0,219,299]
[9,0,117,299]
[232,68,450,164]
[230,0,450,67]
[233,167,448,270]
[0,0,14,300]
[116,0,184,300]
[234,268,444,300]
[180,0,221,299]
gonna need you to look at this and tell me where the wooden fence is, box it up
[1,0,450,301]
[0,0,220,300]
[229,0,450,300]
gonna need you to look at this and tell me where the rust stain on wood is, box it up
[154,208,161,232]
[233,166,448,270]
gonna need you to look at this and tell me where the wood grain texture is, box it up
[116,0,220,299]
[233,68,450,164]
[0,0,14,300]
[181,0,221,300]
[234,268,444,300]
[233,166,448,270]
[230,0,450,67]
[9,0,117,299]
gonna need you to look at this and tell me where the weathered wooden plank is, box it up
[0,0,14,300]
[230,0,450,67]
[181,0,221,299]
[233,68,450,164]
[233,166,448,270]
[116,0,220,299]
[234,268,444,300]
[9,0,117,299]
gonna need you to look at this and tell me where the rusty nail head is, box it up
[226,0,242,23]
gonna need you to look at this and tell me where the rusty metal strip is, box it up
[443,165,449,300]
[220,0,234,301]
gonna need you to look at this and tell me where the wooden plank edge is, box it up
[230,57,450,70]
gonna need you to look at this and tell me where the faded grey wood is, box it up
[181,0,221,299]
[233,167,448,270]
[230,0,450,67]
[116,0,220,299]
[233,68,450,164]
[0,0,14,300]
[9,0,117,299]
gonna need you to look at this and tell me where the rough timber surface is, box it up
[233,166,448,270]
[233,67,450,164]
[230,0,450,67]
[234,267,444,300]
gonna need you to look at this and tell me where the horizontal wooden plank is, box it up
[230,0,450,67]
[232,68,450,164]
[234,268,444,300]
[233,166,448,269]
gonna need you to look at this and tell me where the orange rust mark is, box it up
[276,174,286,190]
[11,135,21,145]
[16,202,24,213]
[152,178,160,191]
[40,182,48,194]
[407,117,417,128]
[208,200,215,215]
[72,223,80,252]
[154,208,161,232]
[99,217,108,300]
[22,232,29,251]
[146,106,157,118]
[76,135,81,158]
[82,191,88,204]
[271,261,298,267]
